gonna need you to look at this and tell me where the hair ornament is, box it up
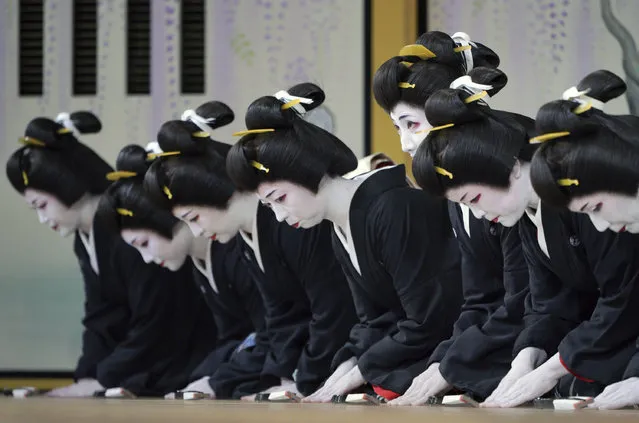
[55,112,79,135]
[398,44,437,60]
[57,127,72,134]
[573,102,593,115]
[251,160,270,173]
[147,151,181,160]
[22,171,29,186]
[181,109,216,135]
[192,131,210,138]
[19,136,46,147]
[116,208,134,217]
[529,131,571,144]
[435,166,454,179]
[557,178,579,187]
[464,91,488,104]
[106,171,138,181]
[453,45,472,52]
[163,186,173,200]
[417,123,455,134]
[398,82,416,89]
[233,129,276,137]
[273,90,314,115]
[562,86,605,110]
[451,32,475,72]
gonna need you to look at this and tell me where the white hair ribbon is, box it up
[273,90,313,115]
[181,109,217,135]
[145,141,163,155]
[562,86,605,110]
[450,75,492,105]
[55,112,79,135]
[452,32,475,73]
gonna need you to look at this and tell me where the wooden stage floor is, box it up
[1,398,638,423]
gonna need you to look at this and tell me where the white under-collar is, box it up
[191,239,217,293]
[240,207,265,273]
[525,201,549,258]
[79,228,99,275]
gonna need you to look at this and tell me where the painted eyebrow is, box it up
[265,190,276,199]
[459,193,468,203]
[580,203,589,212]
[179,210,191,219]
[398,114,412,121]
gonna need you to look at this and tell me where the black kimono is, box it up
[425,203,529,399]
[73,217,217,396]
[515,203,639,396]
[331,165,463,396]
[236,204,358,396]
[188,237,280,398]
[623,339,639,380]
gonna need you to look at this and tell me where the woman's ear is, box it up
[511,158,522,180]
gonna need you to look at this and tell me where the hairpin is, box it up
[398,44,437,59]
[19,136,46,147]
[435,166,453,179]
[573,102,592,115]
[416,123,455,135]
[464,91,488,104]
[233,129,276,137]
[116,208,134,217]
[57,128,72,134]
[398,82,416,89]
[106,171,138,181]
[22,171,29,186]
[192,131,210,138]
[453,45,472,52]
[163,186,173,200]
[251,160,270,173]
[147,151,181,160]
[529,131,571,144]
[557,178,579,187]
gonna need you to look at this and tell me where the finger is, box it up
[240,394,256,401]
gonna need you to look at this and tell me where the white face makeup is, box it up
[121,224,191,271]
[256,181,325,229]
[389,102,432,157]
[445,163,532,227]
[23,188,80,237]
[568,191,639,233]
[172,204,241,243]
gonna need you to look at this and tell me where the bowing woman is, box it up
[373,31,531,405]
[225,82,463,402]
[528,70,639,410]
[411,76,639,407]
[97,143,278,399]
[4,113,216,397]
[142,102,358,398]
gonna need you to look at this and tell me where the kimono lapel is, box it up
[191,239,218,294]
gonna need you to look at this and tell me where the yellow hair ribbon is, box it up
[22,171,29,186]
[398,44,437,60]
[557,178,579,187]
[19,136,46,147]
[233,129,276,137]
[453,45,472,52]
[573,102,592,115]
[529,131,571,144]
[163,186,173,200]
[398,82,416,89]
[281,99,302,110]
[464,91,488,104]
[192,131,210,138]
[399,61,414,68]
[251,160,270,173]
[147,151,181,160]
[116,208,134,217]
[435,166,454,179]
[57,127,72,134]
[106,171,138,181]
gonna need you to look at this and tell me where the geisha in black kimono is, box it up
[528,70,639,410]
[225,82,463,402]
[372,32,531,405]
[143,102,357,398]
[5,113,216,397]
[412,69,639,407]
[96,143,273,399]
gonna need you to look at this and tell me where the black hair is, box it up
[530,70,639,208]
[144,114,236,211]
[6,112,113,206]
[97,145,178,239]
[412,68,534,198]
[373,31,501,113]
[226,82,358,193]
[57,110,103,134]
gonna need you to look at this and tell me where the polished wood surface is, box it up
[1,398,637,423]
